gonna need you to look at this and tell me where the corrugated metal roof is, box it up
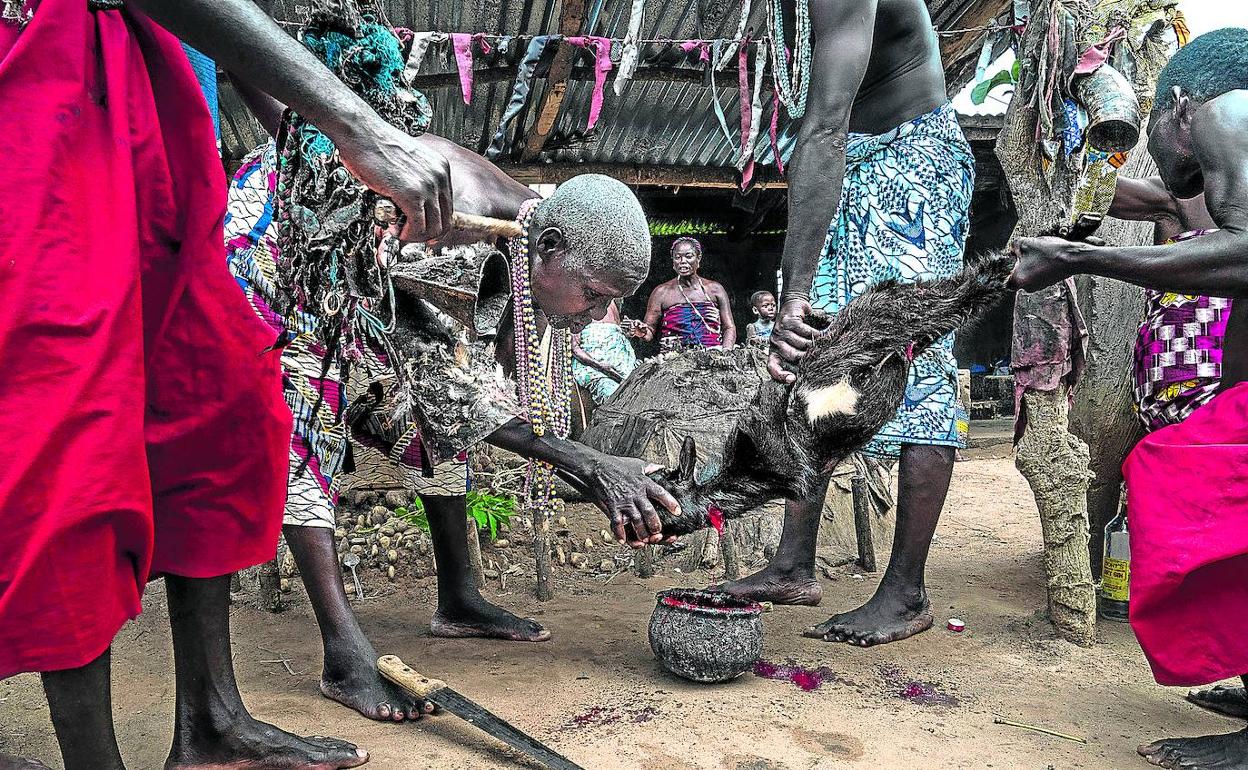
[223,0,1008,175]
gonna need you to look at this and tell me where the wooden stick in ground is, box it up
[465,516,487,588]
[720,527,741,581]
[531,509,554,601]
[635,545,657,578]
[851,474,877,572]
[256,555,284,613]
[993,716,1087,744]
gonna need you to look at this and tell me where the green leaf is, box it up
[1012,59,1021,80]
[971,68,1017,105]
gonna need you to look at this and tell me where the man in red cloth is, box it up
[1011,27,1248,770]
[0,0,452,766]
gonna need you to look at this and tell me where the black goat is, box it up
[650,255,1015,536]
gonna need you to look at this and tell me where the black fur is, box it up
[652,255,1015,536]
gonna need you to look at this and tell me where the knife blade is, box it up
[377,655,585,770]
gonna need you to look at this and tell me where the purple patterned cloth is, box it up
[1133,230,1231,431]
[660,301,722,350]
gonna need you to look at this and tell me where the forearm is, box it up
[485,419,599,486]
[780,127,847,299]
[130,0,380,145]
[720,319,737,349]
[226,72,286,137]
[1075,229,1248,297]
[572,349,619,379]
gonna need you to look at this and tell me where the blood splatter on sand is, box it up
[752,659,853,692]
[877,664,960,707]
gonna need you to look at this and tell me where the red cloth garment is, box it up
[0,0,290,679]
[1123,381,1248,687]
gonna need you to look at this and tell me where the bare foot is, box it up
[320,644,433,722]
[431,595,551,642]
[1187,686,1248,720]
[0,754,52,770]
[165,714,368,769]
[1139,728,1248,768]
[712,565,823,606]
[805,586,933,647]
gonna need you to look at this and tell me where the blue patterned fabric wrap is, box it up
[180,43,219,141]
[573,322,638,404]
[810,102,975,459]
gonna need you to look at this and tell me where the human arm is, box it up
[1011,95,1248,297]
[746,322,759,344]
[635,287,665,342]
[1108,175,1181,224]
[484,420,680,546]
[571,334,626,381]
[769,0,878,382]
[712,283,737,349]
[226,73,285,138]
[128,0,452,240]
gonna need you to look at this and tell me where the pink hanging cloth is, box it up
[738,38,754,189]
[451,32,493,104]
[566,35,614,131]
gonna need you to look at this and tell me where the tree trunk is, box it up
[1015,387,1096,646]
[466,518,487,588]
[532,511,554,601]
[256,556,284,613]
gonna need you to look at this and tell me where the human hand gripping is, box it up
[767,295,819,384]
[1007,236,1085,292]
[337,120,455,243]
[582,454,681,548]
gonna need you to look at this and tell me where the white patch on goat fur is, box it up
[804,379,860,422]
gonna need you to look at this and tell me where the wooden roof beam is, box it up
[519,0,588,162]
[938,0,1014,93]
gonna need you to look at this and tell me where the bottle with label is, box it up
[1099,484,1130,622]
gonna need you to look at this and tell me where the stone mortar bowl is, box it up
[648,588,763,683]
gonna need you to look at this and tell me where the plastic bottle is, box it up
[1099,485,1130,622]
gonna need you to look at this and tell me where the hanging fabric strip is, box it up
[740,37,767,188]
[708,39,736,147]
[737,38,752,171]
[1074,24,1126,75]
[487,35,557,159]
[769,84,784,174]
[450,32,495,104]
[403,31,448,82]
[614,0,647,96]
[565,36,614,131]
[718,0,752,70]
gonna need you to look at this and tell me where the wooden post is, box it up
[721,527,741,581]
[635,545,658,578]
[465,516,487,589]
[256,556,284,613]
[851,475,877,573]
[531,510,554,601]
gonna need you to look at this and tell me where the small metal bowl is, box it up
[648,588,764,683]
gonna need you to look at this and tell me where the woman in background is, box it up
[633,237,736,351]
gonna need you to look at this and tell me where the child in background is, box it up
[745,291,777,346]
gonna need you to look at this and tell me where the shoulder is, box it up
[1194,92,1248,152]
[704,279,730,296]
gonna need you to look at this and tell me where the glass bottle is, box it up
[1099,484,1130,622]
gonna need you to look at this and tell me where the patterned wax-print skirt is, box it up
[810,102,975,458]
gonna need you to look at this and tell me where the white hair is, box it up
[532,174,651,289]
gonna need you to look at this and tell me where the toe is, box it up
[376,702,392,720]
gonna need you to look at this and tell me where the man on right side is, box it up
[1011,27,1248,769]
[724,0,975,648]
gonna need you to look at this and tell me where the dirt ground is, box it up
[2,454,1240,770]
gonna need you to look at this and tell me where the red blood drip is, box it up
[708,506,725,536]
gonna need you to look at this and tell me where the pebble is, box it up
[555,546,567,565]
[370,505,390,526]
[280,578,291,593]
[383,490,409,509]
[760,602,774,612]
[600,530,613,544]
[495,539,510,548]
[379,535,391,550]
[352,490,379,508]
[569,553,588,569]
[387,549,398,563]
[417,540,430,556]
[392,519,410,534]
[387,565,396,581]
[380,526,396,537]
[370,544,379,558]
[334,528,347,540]
[356,514,367,527]
[344,581,356,595]
[350,545,363,555]
[598,559,615,573]
[583,538,595,551]
[558,516,568,527]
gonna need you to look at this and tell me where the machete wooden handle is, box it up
[377,655,448,698]
[451,212,523,240]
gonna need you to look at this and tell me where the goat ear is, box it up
[677,436,698,482]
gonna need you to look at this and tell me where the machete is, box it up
[377,655,585,770]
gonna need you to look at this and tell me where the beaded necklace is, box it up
[508,199,573,519]
[767,0,812,120]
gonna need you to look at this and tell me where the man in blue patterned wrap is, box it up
[719,0,974,649]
